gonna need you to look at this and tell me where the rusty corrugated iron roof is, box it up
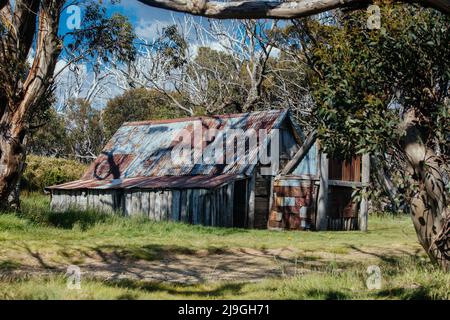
[48,109,289,191]
[47,174,243,191]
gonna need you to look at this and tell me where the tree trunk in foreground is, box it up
[403,110,449,271]
[0,118,26,209]
[137,0,450,19]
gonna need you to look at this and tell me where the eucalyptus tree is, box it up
[274,6,449,270]
[0,0,135,206]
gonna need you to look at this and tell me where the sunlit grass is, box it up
[0,193,446,300]
[0,257,448,300]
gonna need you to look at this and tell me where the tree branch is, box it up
[137,0,450,19]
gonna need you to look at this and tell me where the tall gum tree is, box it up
[0,0,135,207]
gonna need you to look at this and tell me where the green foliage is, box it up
[28,108,69,157]
[21,156,87,192]
[103,88,185,138]
[28,99,105,160]
[67,1,136,69]
[282,4,449,159]
[156,25,188,72]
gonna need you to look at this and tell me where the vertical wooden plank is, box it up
[192,190,199,225]
[227,183,234,227]
[165,191,170,220]
[180,190,188,222]
[268,176,274,229]
[154,192,162,221]
[342,159,351,181]
[186,189,192,223]
[223,187,227,226]
[123,192,131,216]
[247,172,256,228]
[197,190,204,225]
[219,187,224,226]
[201,190,207,225]
[149,191,156,220]
[79,191,86,210]
[100,191,106,212]
[171,190,181,221]
[166,191,173,221]
[50,191,57,211]
[162,191,169,221]
[216,188,221,226]
[141,191,149,217]
[359,153,370,232]
[99,191,105,212]
[317,151,329,230]
[134,191,143,216]
[162,191,168,221]
[211,191,216,226]
[204,193,211,226]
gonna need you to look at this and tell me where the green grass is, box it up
[0,193,448,300]
[0,258,448,300]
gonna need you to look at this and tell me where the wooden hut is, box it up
[47,109,369,231]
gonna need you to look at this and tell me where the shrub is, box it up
[22,156,88,192]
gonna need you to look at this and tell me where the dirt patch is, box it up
[0,245,423,284]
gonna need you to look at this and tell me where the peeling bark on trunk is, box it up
[403,110,449,271]
[137,0,450,19]
[0,119,26,208]
[0,0,62,208]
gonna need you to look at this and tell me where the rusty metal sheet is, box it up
[46,174,243,191]
[49,110,289,191]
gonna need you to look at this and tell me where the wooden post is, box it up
[317,152,329,231]
[247,171,256,228]
[359,153,370,232]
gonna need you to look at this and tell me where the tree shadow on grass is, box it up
[347,244,424,267]
[23,245,56,270]
[0,260,22,272]
[91,244,197,262]
[46,209,111,230]
[106,278,246,299]
[304,289,350,300]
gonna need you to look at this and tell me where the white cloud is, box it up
[135,19,172,41]
[269,47,281,58]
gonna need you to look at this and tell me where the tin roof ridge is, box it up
[122,109,287,127]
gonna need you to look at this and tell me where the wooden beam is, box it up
[316,151,329,231]
[359,153,370,232]
[281,130,317,175]
[328,180,364,188]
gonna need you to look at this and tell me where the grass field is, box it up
[0,194,448,300]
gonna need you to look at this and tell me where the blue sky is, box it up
[55,1,204,110]
[59,0,199,40]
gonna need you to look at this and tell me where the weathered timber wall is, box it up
[50,183,235,227]
[51,189,119,213]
